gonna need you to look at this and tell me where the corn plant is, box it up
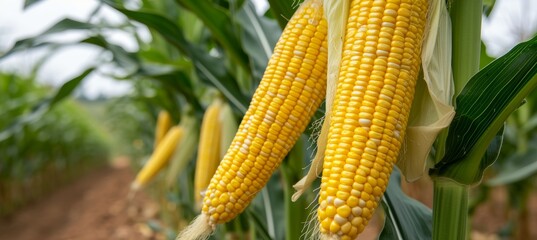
[0,73,111,216]
[4,0,537,239]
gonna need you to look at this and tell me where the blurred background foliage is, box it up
[0,72,111,216]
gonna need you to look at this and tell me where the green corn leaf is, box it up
[0,68,94,141]
[432,35,537,185]
[267,0,298,29]
[0,18,97,61]
[24,0,42,9]
[482,0,496,17]
[80,36,140,72]
[480,41,495,69]
[487,147,537,186]
[102,4,250,113]
[174,0,251,75]
[0,18,140,74]
[379,168,432,240]
[233,1,280,89]
[247,207,273,240]
[135,67,203,112]
[50,68,95,106]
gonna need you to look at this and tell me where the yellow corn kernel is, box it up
[194,99,223,209]
[318,0,429,239]
[154,110,172,148]
[177,1,328,238]
[132,125,184,190]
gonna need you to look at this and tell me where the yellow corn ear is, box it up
[132,125,184,190]
[317,0,429,239]
[202,0,328,225]
[194,99,223,209]
[155,110,173,148]
[177,0,328,238]
[165,114,198,188]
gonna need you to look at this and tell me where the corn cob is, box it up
[132,125,184,190]
[177,0,328,238]
[317,0,429,239]
[165,114,198,188]
[194,99,223,209]
[155,110,173,148]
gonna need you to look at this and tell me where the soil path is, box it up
[0,162,162,240]
[2,160,536,240]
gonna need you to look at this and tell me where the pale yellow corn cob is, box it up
[194,99,223,209]
[132,125,184,190]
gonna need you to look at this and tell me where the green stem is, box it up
[516,104,529,154]
[450,0,483,96]
[281,137,307,240]
[432,1,482,239]
[433,179,469,240]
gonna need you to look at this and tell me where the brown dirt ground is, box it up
[0,160,164,240]
[1,158,536,240]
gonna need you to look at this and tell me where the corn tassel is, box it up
[177,0,328,238]
[132,125,184,190]
[317,0,429,239]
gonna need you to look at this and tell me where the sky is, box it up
[0,0,535,99]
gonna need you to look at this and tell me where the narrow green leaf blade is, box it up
[380,168,432,240]
[24,0,43,9]
[432,35,537,185]
[234,2,280,83]
[50,68,95,106]
[81,36,140,72]
[0,68,94,141]
[0,18,97,60]
[175,0,251,72]
[103,4,249,112]
[267,0,297,29]
[482,0,496,17]
[136,67,203,112]
[487,148,537,186]
[480,41,495,69]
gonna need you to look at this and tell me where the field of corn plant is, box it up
[0,73,112,216]
[2,0,537,239]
